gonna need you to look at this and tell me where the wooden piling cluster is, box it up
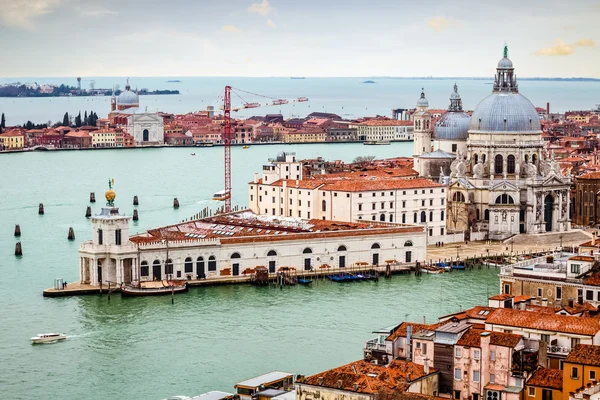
[133,209,139,221]
[85,206,92,218]
[68,227,75,241]
[14,224,21,237]
[15,242,22,256]
[173,198,180,209]
[133,195,139,206]
[38,203,44,215]
[89,192,95,203]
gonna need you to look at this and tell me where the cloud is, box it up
[267,18,276,28]
[427,16,460,32]
[222,25,241,33]
[534,38,595,56]
[534,39,575,56]
[77,5,117,17]
[248,0,272,16]
[0,0,63,30]
[575,38,595,47]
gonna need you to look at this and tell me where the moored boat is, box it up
[31,333,67,344]
[363,140,390,145]
[298,278,312,285]
[121,281,187,297]
[212,190,230,201]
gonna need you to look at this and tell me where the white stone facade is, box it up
[127,113,165,144]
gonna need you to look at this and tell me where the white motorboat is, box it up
[31,333,67,344]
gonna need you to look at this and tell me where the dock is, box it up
[42,263,413,297]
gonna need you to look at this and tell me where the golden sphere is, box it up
[105,189,116,202]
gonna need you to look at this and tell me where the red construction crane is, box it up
[216,86,309,213]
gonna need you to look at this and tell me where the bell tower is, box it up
[413,88,432,159]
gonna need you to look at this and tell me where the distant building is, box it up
[63,131,92,148]
[326,127,357,142]
[0,130,25,150]
[574,171,600,226]
[307,112,341,120]
[126,113,164,145]
[355,119,414,142]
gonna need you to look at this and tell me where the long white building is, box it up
[248,153,452,244]
[354,119,414,142]
[78,201,426,287]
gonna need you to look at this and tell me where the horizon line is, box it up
[1,75,599,80]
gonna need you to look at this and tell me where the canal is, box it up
[0,143,499,400]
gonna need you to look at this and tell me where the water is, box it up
[0,77,597,126]
[0,143,499,400]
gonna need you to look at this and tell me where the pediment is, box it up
[490,180,518,192]
[542,174,566,186]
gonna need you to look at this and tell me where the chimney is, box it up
[296,179,299,188]
[593,232,596,247]
[254,173,258,184]
[542,298,548,307]
[547,102,550,120]
[407,373,411,381]
[318,377,323,385]
[353,383,359,392]
[337,380,343,389]
[568,298,574,308]
[424,359,430,374]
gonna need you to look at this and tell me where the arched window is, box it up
[507,155,515,174]
[495,194,515,204]
[495,154,503,174]
[337,245,347,252]
[584,191,589,204]
[322,200,326,212]
[524,154,529,164]
[143,129,149,142]
[484,209,490,221]
[208,255,217,271]
[267,250,277,256]
[580,190,584,216]
[482,154,486,163]
[473,154,478,164]
[441,210,445,221]
[371,243,380,249]
[140,261,149,277]
[231,252,241,259]
[476,209,480,220]
[303,248,312,254]
[453,192,465,202]
[429,211,433,221]
[165,258,173,275]
[389,214,393,222]
[420,211,426,223]
[404,241,413,247]
[184,257,193,273]
[380,214,385,221]
[413,213,417,223]
[532,154,537,166]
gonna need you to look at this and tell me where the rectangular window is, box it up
[455,368,461,380]
[372,203,376,210]
[556,287,562,300]
[537,288,543,297]
[272,197,275,203]
[541,334,550,343]
[115,229,122,245]
[528,388,535,397]
[452,144,458,152]
[405,251,412,263]
[430,199,433,206]
[259,195,263,202]
[572,367,579,379]
[455,348,462,358]
[250,195,254,201]
[473,371,480,383]
[490,374,495,383]
[346,193,350,198]
[441,228,444,235]
[503,284,511,295]
[390,202,394,208]
[272,208,275,215]
[403,191,406,195]
[381,202,385,209]
[422,343,428,354]
[441,198,444,205]
[474,349,480,360]
[334,193,338,197]
[359,193,362,198]
[402,201,406,208]
[421,200,425,206]
[571,264,581,274]
[490,350,496,361]
[587,290,594,300]
[571,338,580,348]
[591,370,597,381]
[358,204,362,211]
[307,212,311,219]
[98,229,103,245]
[298,200,302,206]
[416,341,421,349]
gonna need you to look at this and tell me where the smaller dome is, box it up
[417,88,429,107]
[105,189,116,203]
[497,57,513,69]
[434,112,471,141]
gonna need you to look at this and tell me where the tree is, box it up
[1,113,5,128]
[353,155,376,168]
[75,112,82,127]
[25,121,33,130]
[84,111,88,126]
[62,112,69,127]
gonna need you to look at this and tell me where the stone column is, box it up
[490,151,495,179]
[115,258,121,284]
[79,257,84,284]
[92,257,98,286]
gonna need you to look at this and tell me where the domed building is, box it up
[446,46,571,239]
[111,79,139,111]
[433,83,470,154]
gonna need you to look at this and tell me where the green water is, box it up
[0,143,499,400]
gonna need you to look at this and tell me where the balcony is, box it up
[547,345,570,356]
[364,338,387,352]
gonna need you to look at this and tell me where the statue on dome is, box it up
[473,159,485,179]
[105,178,116,207]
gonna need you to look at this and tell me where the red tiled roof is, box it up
[456,328,483,347]
[386,322,443,342]
[64,131,91,138]
[489,294,514,301]
[526,368,563,390]
[565,344,600,367]
[488,332,523,348]
[486,308,600,336]
[300,359,435,394]
[578,171,600,179]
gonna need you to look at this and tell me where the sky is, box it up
[0,0,598,78]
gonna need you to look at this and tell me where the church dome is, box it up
[435,112,471,140]
[117,89,138,105]
[469,46,541,134]
[434,83,471,141]
[416,89,429,107]
[469,92,541,133]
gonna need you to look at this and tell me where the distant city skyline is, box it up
[0,0,598,78]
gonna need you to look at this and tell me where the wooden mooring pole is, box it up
[85,206,92,218]
[133,195,139,206]
[133,210,139,221]
[38,203,44,215]
[68,227,75,241]
[15,242,22,256]
[90,192,96,203]
[14,224,21,237]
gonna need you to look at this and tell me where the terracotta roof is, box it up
[64,131,91,138]
[566,344,600,367]
[578,171,600,179]
[386,322,443,342]
[569,255,595,261]
[300,359,435,394]
[526,368,563,390]
[514,295,534,303]
[559,302,597,315]
[486,308,600,336]
[488,332,523,348]
[0,130,24,137]
[456,328,484,347]
[489,294,514,301]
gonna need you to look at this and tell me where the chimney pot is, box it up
[568,298,574,307]
[318,377,323,385]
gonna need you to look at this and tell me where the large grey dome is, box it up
[118,89,139,105]
[497,57,513,69]
[435,112,471,140]
[469,92,541,133]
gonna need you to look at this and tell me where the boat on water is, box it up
[190,153,196,156]
[290,77,305,79]
[31,333,67,344]
[196,142,214,147]
[297,97,309,102]
[243,145,249,149]
[298,278,312,285]
[121,281,188,297]
[364,140,390,145]
[212,190,230,201]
